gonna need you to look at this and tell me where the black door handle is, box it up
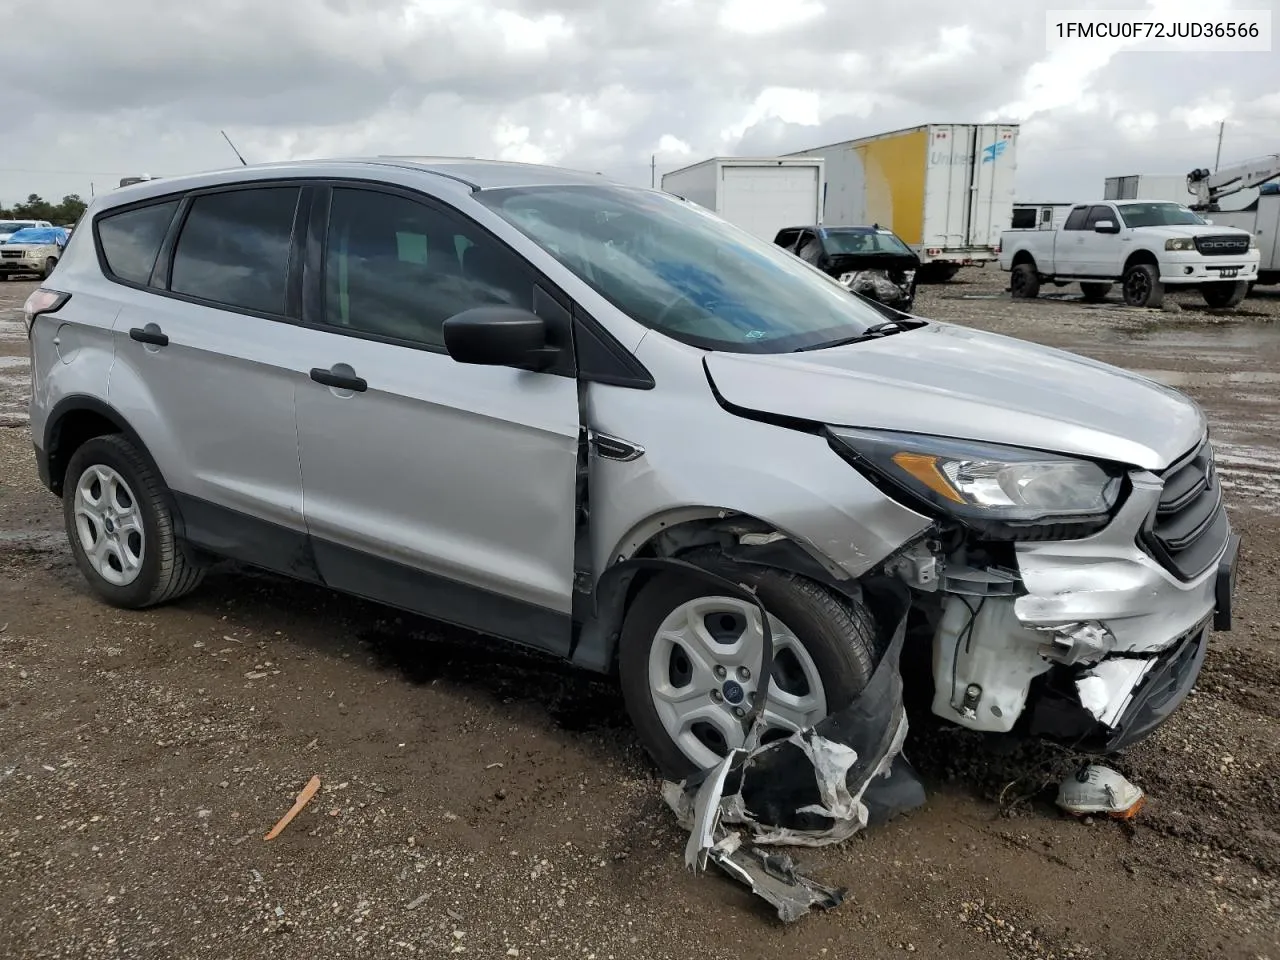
[310,367,367,392]
[129,327,168,347]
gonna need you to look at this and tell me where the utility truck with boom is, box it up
[1186,153,1280,287]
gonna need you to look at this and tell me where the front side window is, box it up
[322,187,529,349]
[796,233,823,263]
[170,187,300,315]
[1084,205,1115,228]
[1117,203,1206,228]
[476,185,885,353]
[96,200,179,285]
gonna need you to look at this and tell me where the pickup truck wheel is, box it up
[1080,282,1112,302]
[1010,263,1040,299]
[617,551,879,779]
[1201,281,1248,309]
[1122,263,1163,308]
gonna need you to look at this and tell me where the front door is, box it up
[292,184,581,655]
[1079,203,1124,276]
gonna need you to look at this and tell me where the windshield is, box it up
[1117,203,1206,228]
[475,185,886,352]
[823,228,914,256]
[5,227,62,244]
[0,221,36,233]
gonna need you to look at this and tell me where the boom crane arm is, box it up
[1187,154,1280,208]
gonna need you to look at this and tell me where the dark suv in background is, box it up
[774,224,920,311]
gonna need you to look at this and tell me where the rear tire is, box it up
[62,434,204,609]
[1122,263,1163,308]
[618,551,880,779]
[1201,281,1248,309]
[1080,281,1112,302]
[1009,263,1041,299]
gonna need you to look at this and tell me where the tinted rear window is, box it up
[97,201,179,285]
[170,187,300,315]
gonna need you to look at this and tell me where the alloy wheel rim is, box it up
[73,464,145,586]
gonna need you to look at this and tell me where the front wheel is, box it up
[43,257,58,279]
[63,434,205,609]
[1201,280,1248,309]
[1122,263,1164,308]
[617,553,880,778]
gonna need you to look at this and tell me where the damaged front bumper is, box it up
[927,458,1238,753]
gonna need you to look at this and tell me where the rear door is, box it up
[105,184,314,573]
[1054,205,1091,274]
[291,184,581,655]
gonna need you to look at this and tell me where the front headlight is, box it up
[1165,238,1195,251]
[828,427,1123,535]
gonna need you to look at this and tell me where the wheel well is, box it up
[1123,249,1159,272]
[1011,251,1037,270]
[46,408,123,495]
[575,514,861,675]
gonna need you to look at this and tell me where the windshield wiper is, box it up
[793,317,928,352]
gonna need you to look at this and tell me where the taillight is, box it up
[23,288,70,336]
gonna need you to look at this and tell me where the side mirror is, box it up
[1094,220,1120,234]
[442,306,558,371]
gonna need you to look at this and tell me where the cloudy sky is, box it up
[3,0,1277,209]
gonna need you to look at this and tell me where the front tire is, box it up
[43,257,58,279]
[1010,263,1041,299]
[62,434,204,609]
[1201,281,1248,309]
[1122,263,1163,308]
[1080,281,1112,302]
[617,552,880,779]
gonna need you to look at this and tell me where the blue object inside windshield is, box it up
[4,227,67,245]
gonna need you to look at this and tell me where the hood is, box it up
[1137,224,1251,239]
[0,242,55,252]
[825,251,919,275]
[704,322,1205,470]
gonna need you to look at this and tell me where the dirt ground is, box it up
[2,270,1279,960]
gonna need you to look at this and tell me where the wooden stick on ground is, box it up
[264,775,321,841]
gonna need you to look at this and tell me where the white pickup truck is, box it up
[998,200,1260,308]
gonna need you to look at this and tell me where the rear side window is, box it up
[97,201,179,285]
[1062,206,1089,231]
[170,187,300,315]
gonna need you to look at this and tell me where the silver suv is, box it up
[25,158,1238,776]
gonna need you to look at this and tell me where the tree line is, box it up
[0,194,89,225]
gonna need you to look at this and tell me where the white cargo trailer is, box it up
[1103,173,1193,204]
[783,123,1019,276]
[660,157,825,242]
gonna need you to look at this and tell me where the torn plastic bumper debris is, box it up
[658,565,924,923]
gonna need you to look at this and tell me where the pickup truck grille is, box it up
[1194,235,1250,256]
[1140,437,1230,581]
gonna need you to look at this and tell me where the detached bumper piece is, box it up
[663,581,924,923]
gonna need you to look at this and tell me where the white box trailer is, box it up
[660,157,825,242]
[1103,173,1193,204]
[783,123,1019,275]
[1011,202,1074,231]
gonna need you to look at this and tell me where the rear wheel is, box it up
[1201,281,1248,309]
[618,552,880,778]
[1010,263,1041,299]
[1122,263,1163,308]
[1080,281,1112,302]
[63,434,204,609]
